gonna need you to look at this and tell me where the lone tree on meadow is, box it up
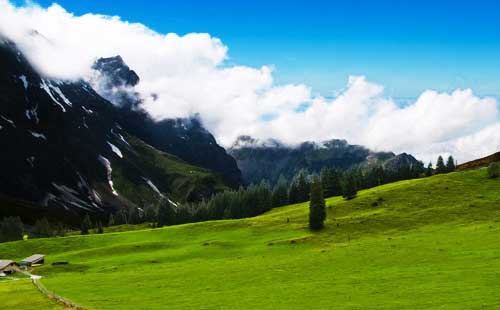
[342,173,358,200]
[446,156,456,172]
[435,156,446,174]
[309,177,326,230]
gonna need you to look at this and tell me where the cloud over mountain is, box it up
[1,0,499,164]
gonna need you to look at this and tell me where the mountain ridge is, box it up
[229,135,418,185]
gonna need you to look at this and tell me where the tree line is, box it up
[80,155,456,233]
[0,155,458,241]
[113,156,452,229]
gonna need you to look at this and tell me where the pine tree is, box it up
[55,222,66,237]
[373,166,385,187]
[157,199,176,227]
[81,214,92,235]
[272,175,289,207]
[33,217,52,238]
[0,216,24,242]
[96,221,104,234]
[435,156,446,174]
[309,177,326,230]
[412,161,425,178]
[292,170,310,203]
[143,205,157,222]
[320,167,334,197]
[341,172,358,200]
[257,180,272,213]
[108,213,115,227]
[426,162,433,177]
[128,207,141,224]
[446,155,456,172]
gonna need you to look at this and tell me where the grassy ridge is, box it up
[1,169,500,309]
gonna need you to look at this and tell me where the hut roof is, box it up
[0,260,14,269]
[21,254,44,263]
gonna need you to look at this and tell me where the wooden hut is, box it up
[20,254,45,267]
[0,260,18,275]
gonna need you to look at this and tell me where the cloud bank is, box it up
[1,0,499,164]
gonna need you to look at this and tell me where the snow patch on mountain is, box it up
[168,198,179,207]
[26,156,35,167]
[50,84,73,107]
[143,177,163,197]
[111,128,129,146]
[107,141,123,158]
[0,115,15,127]
[25,105,39,124]
[19,75,28,89]
[81,106,93,114]
[98,155,118,196]
[51,182,94,211]
[40,79,66,112]
[29,130,46,140]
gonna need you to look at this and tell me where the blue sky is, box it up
[15,0,500,97]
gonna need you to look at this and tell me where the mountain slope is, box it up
[2,168,500,309]
[0,38,229,225]
[229,136,405,184]
[93,55,242,188]
[457,150,500,171]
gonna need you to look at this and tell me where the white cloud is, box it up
[1,0,499,164]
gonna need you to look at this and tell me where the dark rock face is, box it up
[92,56,242,188]
[93,56,140,88]
[229,136,395,185]
[91,56,141,110]
[0,40,235,225]
[0,40,131,224]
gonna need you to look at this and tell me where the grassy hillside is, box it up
[0,280,64,310]
[113,134,229,205]
[2,169,500,309]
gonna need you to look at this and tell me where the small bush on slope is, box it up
[487,162,500,178]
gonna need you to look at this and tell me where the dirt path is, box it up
[21,268,89,310]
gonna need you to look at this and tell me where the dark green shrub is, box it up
[487,162,500,178]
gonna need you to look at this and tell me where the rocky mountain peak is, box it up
[93,55,140,88]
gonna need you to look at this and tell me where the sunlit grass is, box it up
[2,169,500,309]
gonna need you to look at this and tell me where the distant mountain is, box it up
[92,56,242,188]
[229,135,418,185]
[0,38,235,225]
[382,153,421,171]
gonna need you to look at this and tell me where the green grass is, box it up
[2,169,500,309]
[0,280,64,310]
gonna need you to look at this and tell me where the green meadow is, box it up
[2,168,500,309]
[0,280,64,310]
